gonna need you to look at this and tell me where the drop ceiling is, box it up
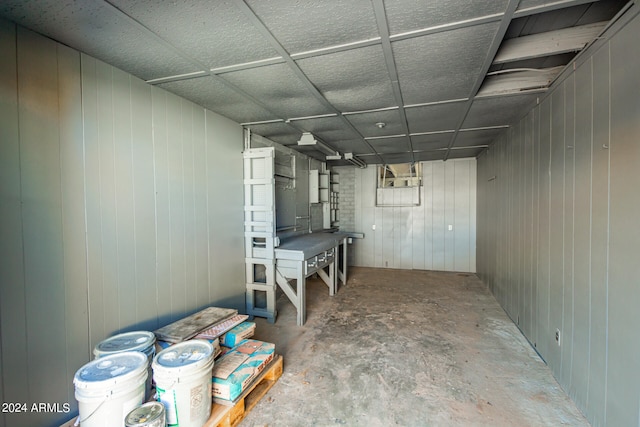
[0,0,629,165]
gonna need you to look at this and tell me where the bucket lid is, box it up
[74,351,148,390]
[94,331,156,357]
[152,340,214,374]
[125,401,165,426]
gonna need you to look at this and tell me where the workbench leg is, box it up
[329,258,336,296]
[342,238,348,285]
[296,265,305,326]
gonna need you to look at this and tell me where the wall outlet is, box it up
[555,329,561,346]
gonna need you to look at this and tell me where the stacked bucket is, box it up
[73,331,215,427]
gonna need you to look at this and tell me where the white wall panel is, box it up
[606,13,640,426]
[0,24,245,426]
[352,158,476,273]
[476,9,640,426]
[0,23,27,427]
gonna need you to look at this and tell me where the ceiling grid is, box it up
[0,0,629,165]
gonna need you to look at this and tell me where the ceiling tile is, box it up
[393,22,500,104]
[220,63,332,118]
[453,128,505,147]
[244,122,300,146]
[157,76,278,123]
[385,0,508,35]
[405,102,467,133]
[331,139,373,155]
[447,147,485,158]
[381,152,415,164]
[291,117,360,142]
[0,0,198,80]
[297,45,396,111]
[345,110,404,137]
[463,94,538,128]
[108,0,279,70]
[414,151,446,162]
[411,133,453,151]
[369,137,411,154]
[245,0,378,54]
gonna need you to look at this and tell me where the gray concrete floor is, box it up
[244,267,589,427]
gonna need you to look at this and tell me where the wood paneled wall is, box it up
[0,22,245,427]
[351,158,476,273]
[477,9,640,426]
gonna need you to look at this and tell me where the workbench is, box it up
[274,232,349,325]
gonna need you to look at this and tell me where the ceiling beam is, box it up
[493,22,607,64]
[372,0,414,162]
[513,0,604,18]
[477,66,564,96]
[444,0,520,161]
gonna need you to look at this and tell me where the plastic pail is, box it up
[94,331,156,400]
[74,351,148,427]
[125,401,167,427]
[152,340,214,427]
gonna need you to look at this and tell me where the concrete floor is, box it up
[244,267,589,427]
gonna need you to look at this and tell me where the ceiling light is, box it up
[297,132,339,156]
[345,152,367,168]
[375,122,386,129]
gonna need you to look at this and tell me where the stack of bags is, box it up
[153,306,276,403]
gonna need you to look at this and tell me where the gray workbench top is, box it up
[275,232,348,260]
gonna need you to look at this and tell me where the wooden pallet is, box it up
[205,354,283,427]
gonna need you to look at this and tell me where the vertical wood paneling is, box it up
[205,110,245,309]
[112,67,136,330]
[192,106,209,309]
[130,77,157,329]
[454,160,471,272]
[571,57,593,410]
[587,45,610,427]
[561,74,576,388]
[167,93,186,320]
[523,112,534,338]
[549,85,565,374]
[2,27,247,426]
[152,88,172,326]
[431,161,446,270]
[537,97,551,357]
[96,59,120,336]
[0,20,29,425]
[352,159,476,272]
[531,108,540,347]
[423,162,434,270]
[81,55,106,347]
[57,43,89,412]
[181,101,197,312]
[17,28,67,425]
[469,160,477,272]
[607,14,640,427]
[477,11,640,426]
[412,170,425,270]
[443,161,455,271]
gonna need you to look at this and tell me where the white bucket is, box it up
[152,340,214,427]
[74,351,148,427]
[125,401,167,427]
[94,331,156,400]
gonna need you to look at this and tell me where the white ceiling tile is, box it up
[158,76,277,123]
[245,0,378,54]
[220,63,333,118]
[297,45,396,111]
[108,0,279,70]
[385,0,509,35]
[405,102,467,133]
[393,22,500,104]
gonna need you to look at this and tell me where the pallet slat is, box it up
[205,354,283,427]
